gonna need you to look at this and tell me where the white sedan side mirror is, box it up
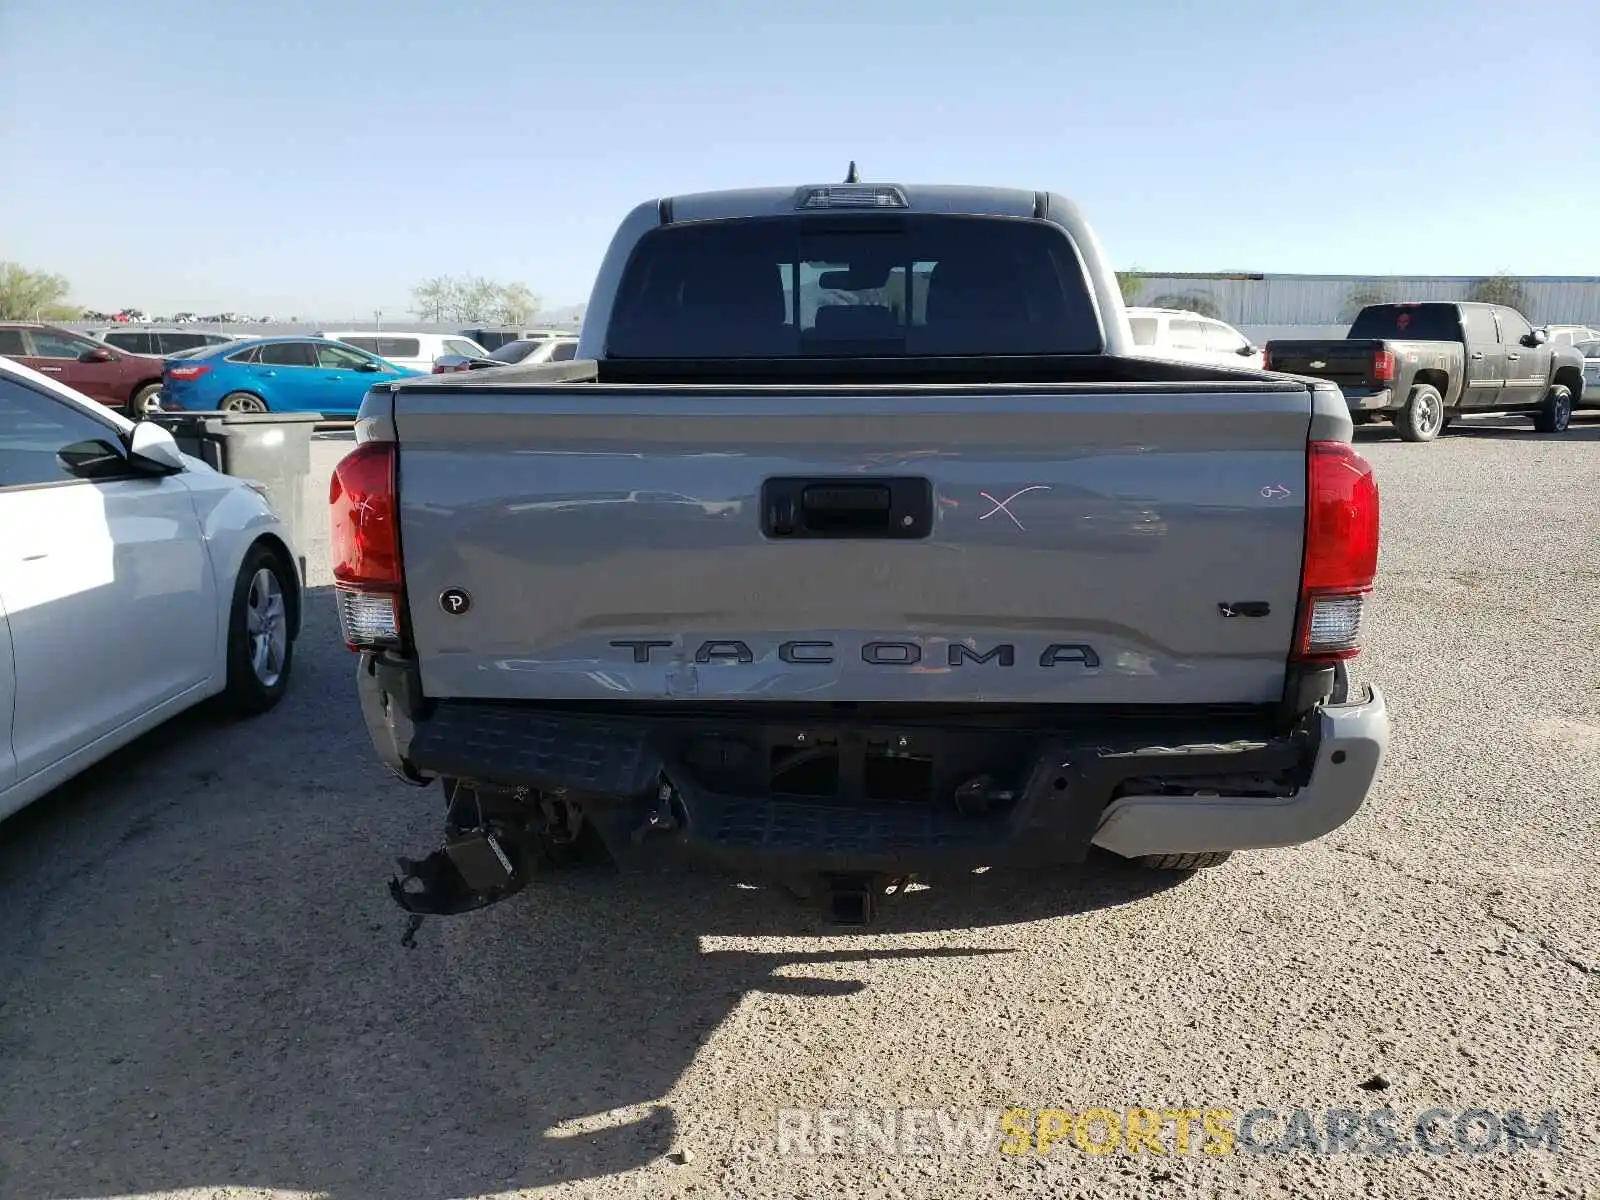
[128,420,187,473]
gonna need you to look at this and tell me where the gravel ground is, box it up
[1,416,1597,1200]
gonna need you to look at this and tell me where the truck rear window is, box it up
[1347,304,1463,341]
[606,215,1104,358]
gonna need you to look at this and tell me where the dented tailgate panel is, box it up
[393,386,1312,706]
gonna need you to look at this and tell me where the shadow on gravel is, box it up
[0,595,1190,1200]
[1354,413,1600,443]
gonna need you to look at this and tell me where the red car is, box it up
[0,323,167,417]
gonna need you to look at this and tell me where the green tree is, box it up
[1116,271,1144,303]
[0,262,76,321]
[492,282,541,326]
[453,275,499,323]
[412,273,541,324]
[1340,283,1394,323]
[1466,272,1531,316]
[1146,290,1221,319]
[409,276,459,322]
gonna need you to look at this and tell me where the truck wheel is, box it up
[1136,852,1233,871]
[1393,384,1445,442]
[1533,384,1573,434]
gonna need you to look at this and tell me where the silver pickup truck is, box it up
[332,176,1389,929]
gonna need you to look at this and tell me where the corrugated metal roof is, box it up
[1123,275,1600,326]
[1138,272,1600,284]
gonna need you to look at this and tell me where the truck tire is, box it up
[1136,851,1233,871]
[1533,384,1573,434]
[1393,384,1445,442]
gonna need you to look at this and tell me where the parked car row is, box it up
[81,310,274,324]
[3,301,1587,429]
[0,320,587,419]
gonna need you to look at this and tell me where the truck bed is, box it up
[370,356,1335,710]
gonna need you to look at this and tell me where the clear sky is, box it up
[1,0,1594,318]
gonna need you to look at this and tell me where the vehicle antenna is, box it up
[844,161,860,183]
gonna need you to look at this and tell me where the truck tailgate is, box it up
[391,384,1313,706]
[1265,340,1384,391]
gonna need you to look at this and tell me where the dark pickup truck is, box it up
[1264,302,1587,442]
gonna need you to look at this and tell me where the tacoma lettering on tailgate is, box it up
[609,639,1102,668]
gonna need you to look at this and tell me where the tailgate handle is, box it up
[762,476,932,539]
[803,484,891,514]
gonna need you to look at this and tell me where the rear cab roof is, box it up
[575,180,1132,362]
[662,183,1046,222]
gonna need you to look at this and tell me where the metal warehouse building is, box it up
[1127,274,1600,335]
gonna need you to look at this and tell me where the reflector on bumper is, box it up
[337,589,399,648]
[1303,593,1365,657]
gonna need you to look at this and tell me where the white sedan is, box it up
[0,356,301,823]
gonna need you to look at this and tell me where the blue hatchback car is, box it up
[159,335,422,415]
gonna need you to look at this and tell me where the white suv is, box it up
[317,331,489,373]
[1126,307,1264,371]
[1542,324,1600,348]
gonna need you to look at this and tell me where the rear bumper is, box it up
[154,385,193,410]
[357,654,1388,872]
[1090,685,1386,857]
[1343,387,1395,412]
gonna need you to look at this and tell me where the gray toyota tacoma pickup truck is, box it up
[332,176,1389,929]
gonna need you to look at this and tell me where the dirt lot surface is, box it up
[2,417,1597,1200]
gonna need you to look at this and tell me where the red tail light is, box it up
[329,440,404,651]
[1293,441,1380,663]
[1372,349,1395,384]
[167,364,211,381]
